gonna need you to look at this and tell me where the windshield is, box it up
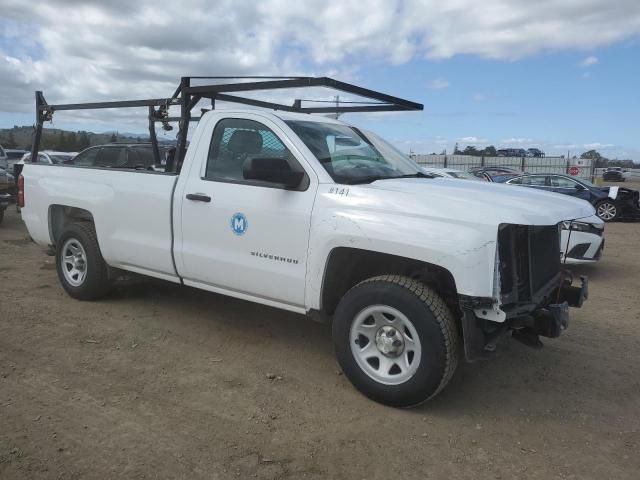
[285,121,421,184]
[448,171,482,181]
[576,177,596,188]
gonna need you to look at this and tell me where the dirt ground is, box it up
[1,205,639,480]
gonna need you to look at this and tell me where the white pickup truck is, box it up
[20,81,591,407]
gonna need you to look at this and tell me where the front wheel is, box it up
[332,275,459,407]
[595,199,619,222]
[56,223,113,300]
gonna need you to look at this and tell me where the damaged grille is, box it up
[498,224,561,306]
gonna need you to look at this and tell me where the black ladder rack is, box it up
[31,76,423,173]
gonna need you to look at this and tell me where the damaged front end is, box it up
[459,223,589,362]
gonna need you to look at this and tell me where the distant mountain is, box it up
[0,126,175,152]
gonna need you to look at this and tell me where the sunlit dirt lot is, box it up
[1,201,638,479]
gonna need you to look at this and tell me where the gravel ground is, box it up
[1,205,639,480]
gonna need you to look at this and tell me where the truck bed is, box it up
[21,165,180,282]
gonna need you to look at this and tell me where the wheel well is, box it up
[49,205,95,245]
[321,247,460,318]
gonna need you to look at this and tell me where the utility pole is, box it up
[334,95,341,119]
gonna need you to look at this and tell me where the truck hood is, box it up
[354,177,595,226]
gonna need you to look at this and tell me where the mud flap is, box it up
[461,309,506,362]
[461,310,486,362]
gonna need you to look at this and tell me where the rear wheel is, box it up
[332,275,459,407]
[56,223,112,300]
[595,199,619,222]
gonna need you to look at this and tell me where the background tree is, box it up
[67,132,78,151]
[78,132,91,150]
[6,131,17,148]
[110,133,118,143]
[580,149,603,161]
[463,145,478,156]
[482,145,497,156]
[55,131,67,151]
[453,142,461,154]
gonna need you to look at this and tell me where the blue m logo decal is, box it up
[230,213,248,235]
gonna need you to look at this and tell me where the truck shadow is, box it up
[103,276,635,419]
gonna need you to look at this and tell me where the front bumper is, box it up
[460,275,588,362]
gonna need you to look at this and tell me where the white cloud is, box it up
[1,0,640,121]
[580,55,599,67]
[553,144,579,150]
[428,78,449,89]
[501,137,533,144]
[583,142,614,149]
[458,136,489,144]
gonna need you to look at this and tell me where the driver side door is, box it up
[177,115,317,310]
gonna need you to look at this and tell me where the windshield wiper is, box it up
[342,171,432,185]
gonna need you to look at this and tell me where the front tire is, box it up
[595,199,619,222]
[333,275,459,407]
[56,223,112,300]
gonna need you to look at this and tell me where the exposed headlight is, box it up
[562,221,592,232]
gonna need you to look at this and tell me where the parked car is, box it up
[496,148,526,157]
[18,151,78,166]
[602,167,626,182]
[70,143,170,170]
[0,167,11,224]
[0,145,8,170]
[420,167,483,180]
[1,168,16,197]
[504,173,640,222]
[561,216,605,264]
[526,148,545,158]
[21,77,590,407]
[5,149,27,170]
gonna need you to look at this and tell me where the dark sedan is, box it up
[504,173,640,222]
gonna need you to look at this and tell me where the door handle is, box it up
[186,193,211,203]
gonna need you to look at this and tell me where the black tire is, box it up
[595,199,620,222]
[55,222,112,300]
[0,209,4,224]
[333,275,459,407]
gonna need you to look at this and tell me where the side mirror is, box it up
[243,157,304,189]
[574,183,586,191]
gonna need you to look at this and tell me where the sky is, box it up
[1,0,639,160]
